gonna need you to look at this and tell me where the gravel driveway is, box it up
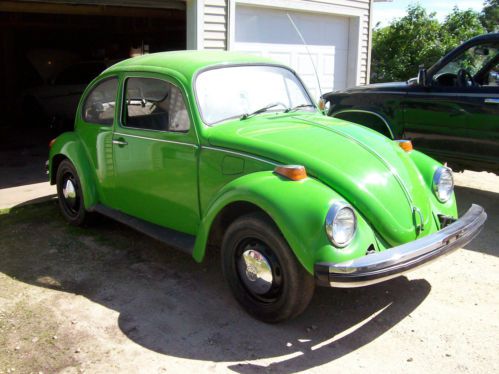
[0,170,497,374]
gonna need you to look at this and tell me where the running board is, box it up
[92,204,195,255]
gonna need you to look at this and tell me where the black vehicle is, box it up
[323,33,499,174]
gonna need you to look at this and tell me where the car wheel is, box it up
[221,212,315,323]
[56,159,88,226]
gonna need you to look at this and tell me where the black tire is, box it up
[221,212,315,323]
[56,159,88,226]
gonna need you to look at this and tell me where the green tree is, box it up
[480,0,499,32]
[371,5,444,82]
[441,7,486,47]
[371,5,486,83]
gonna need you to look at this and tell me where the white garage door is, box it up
[234,5,350,100]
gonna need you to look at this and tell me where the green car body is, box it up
[48,51,486,322]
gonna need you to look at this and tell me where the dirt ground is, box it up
[0,155,498,373]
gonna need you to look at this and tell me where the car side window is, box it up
[486,63,499,86]
[82,78,118,125]
[434,42,499,87]
[123,77,190,132]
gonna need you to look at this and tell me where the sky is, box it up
[372,0,485,27]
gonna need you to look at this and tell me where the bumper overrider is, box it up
[315,204,487,288]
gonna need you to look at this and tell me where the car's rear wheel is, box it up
[56,159,88,226]
[221,212,315,323]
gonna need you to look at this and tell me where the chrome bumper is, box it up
[315,204,486,288]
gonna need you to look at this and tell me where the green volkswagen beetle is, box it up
[48,51,486,323]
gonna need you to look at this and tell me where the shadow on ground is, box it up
[455,185,498,257]
[0,200,434,373]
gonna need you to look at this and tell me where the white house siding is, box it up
[203,0,228,49]
[192,0,372,85]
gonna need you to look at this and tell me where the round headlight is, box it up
[433,166,454,202]
[325,202,357,247]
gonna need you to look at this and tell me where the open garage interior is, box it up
[0,0,186,187]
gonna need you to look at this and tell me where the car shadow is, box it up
[454,185,498,257]
[0,200,431,372]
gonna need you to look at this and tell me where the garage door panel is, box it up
[235,5,349,48]
[235,42,345,99]
[234,5,350,98]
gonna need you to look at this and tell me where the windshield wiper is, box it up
[284,104,316,113]
[240,103,283,120]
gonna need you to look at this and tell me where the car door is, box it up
[77,76,119,207]
[403,41,499,170]
[110,74,200,235]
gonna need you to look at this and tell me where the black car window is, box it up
[82,77,118,125]
[123,77,190,133]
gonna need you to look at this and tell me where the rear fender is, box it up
[49,132,98,208]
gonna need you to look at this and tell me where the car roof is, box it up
[103,50,278,80]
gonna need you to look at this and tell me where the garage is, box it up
[0,0,186,140]
[233,4,361,100]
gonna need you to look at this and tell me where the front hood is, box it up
[206,113,433,246]
[328,81,408,95]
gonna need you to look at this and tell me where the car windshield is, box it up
[195,65,315,125]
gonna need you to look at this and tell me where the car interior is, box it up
[432,42,499,88]
[124,77,189,132]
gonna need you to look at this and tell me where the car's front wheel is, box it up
[56,159,88,226]
[221,212,315,323]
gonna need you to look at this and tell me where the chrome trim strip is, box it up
[357,91,406,95]
[317,204,486,288]
[201,146,279,166]
[332,109,395,139]
[407,92,499,98]
[113,132,198,148]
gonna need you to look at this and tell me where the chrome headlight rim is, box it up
[325,201,357,248]
[432,166,454,203]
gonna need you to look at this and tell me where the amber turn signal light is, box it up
[395,139,413,152]
[49,138,57,149]
[274,165,308,181]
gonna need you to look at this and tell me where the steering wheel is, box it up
[457,69,477,87]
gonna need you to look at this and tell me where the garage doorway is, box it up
[0,0,187,189]
[0,1,186,188]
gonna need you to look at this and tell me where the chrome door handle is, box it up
[484,98,499,104]
[112,139,128,146]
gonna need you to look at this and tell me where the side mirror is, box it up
[417,66,428,87]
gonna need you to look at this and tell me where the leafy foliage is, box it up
[480,0,499,32]
[371,5,487,83]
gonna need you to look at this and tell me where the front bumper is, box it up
[315,204,486,288]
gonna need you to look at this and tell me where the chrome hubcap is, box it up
[238,249,273,294]
[63,179,76,199]
[62,179,77,208]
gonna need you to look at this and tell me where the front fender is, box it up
[409,150,458,219]
[49,132,98,208]
[193,171,377,274]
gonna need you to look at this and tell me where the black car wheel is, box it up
[222,212,315,323]
[56,159,88,226]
